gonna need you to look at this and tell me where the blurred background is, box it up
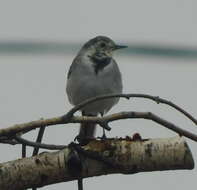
[0,1,196,190]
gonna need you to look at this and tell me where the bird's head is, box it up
[80,36,127,59]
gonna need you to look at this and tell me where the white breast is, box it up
[66,55,122,115]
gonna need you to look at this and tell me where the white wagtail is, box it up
[66,36,127,144]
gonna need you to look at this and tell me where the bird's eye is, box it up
[100,42,106,48]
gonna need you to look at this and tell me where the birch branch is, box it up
[0,136,194,190]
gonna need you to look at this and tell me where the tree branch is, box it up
[0,93,196,139]
[1,111,197,146]
[0,136,194,190]
[64,93,197,125]
[14,135,66,150]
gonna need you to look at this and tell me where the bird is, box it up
[66,36,127,145]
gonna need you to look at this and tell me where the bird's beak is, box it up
[114,45,128,50]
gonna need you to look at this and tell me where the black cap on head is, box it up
[83,36,114,48]
[82,36,127,51]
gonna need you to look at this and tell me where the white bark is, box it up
[0,136,194,190]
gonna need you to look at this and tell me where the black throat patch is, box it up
[91,55,111,74]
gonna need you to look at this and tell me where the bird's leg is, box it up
[100,112,107,140]
[75,111,97,145]
[102,128,106,139]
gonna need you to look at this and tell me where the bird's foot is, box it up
[97,128,108,141]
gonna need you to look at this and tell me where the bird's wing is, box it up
[67,56,79,79]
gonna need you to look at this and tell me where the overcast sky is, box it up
[0,1,196,190]
[0,0,197,46]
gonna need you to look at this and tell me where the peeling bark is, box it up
[0,136,194,190]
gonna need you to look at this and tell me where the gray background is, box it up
[0,1,196,189]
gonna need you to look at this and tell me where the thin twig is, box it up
[32,126,46,156]
[22,144,26,158]
[64,93,197,125]
[0,137,19,145]
[21,135,27,190]
[70,112,197,142]
[78,179,83,190]
[0,116,65,137]
[0,93,196,138]
[0,93,196,142]
[32,126,46,190]
[14,135,66,150]
[12,111,197,150]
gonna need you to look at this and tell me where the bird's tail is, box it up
[77,113,96,145]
